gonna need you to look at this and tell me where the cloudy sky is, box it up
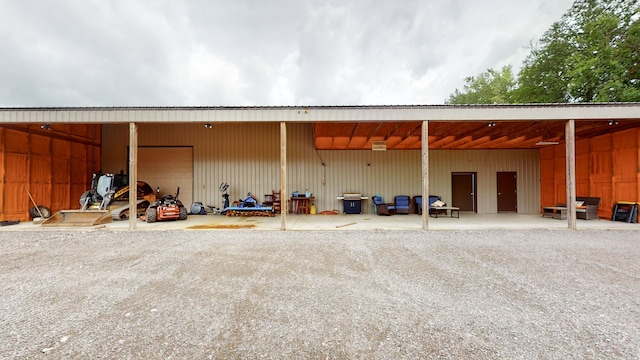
[0,0,575,107]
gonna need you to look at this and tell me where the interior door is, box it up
[497,172,517,212]
[451,172,477,212]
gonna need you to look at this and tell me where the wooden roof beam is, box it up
[365,122,384,143]
[384,123,405,139]
[440,136,474,149]
[402,123,423,142]
[456,136,492,149]
[429,135,456,148]
[348,123,360,147]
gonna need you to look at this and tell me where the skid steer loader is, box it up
[42,173,156,226]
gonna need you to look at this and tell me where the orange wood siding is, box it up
[0,128,3,218]
[540,128,640,219]
[539,146,556,208]
[0,124,101,222]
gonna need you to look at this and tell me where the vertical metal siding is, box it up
[430,150,540,214]
[102,124,541,214]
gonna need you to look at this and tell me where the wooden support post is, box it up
[565,119,576,230]
[129,122,138,231]
[422,121,429,230]
[280,122,287,230]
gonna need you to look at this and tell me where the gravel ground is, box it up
[1,229,639,359]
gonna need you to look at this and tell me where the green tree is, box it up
[448,0,640,104]
[514,21,574,103]
[446,66,516,104]
[516,0,640,103]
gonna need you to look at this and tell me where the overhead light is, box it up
[487,122,496,127]
[40,124,51,130]
[608,120,618,126]
[535,141,560,146]
[204,123,213,129]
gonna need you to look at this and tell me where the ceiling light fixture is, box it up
[535,140,560,146]
[40,123,51,130]
[608,120,618,126]
[204,123,213,129]
[487,122,496,127]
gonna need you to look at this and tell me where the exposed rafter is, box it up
[313,119,640,150]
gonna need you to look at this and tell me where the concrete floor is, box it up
[2,211,638,231]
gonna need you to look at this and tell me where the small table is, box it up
[430,206,460,218]
[542,206,567,219]
[290,197,314,214]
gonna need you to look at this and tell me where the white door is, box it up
[138,147,193,207]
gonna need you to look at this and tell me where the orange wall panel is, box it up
[613,148,637,179]
[30,155,52,183]
[539,147,556,207]
[614,182,637,202]
[542,129,640,219]
[52,138,71,157]
[70,142,86,160]
[576,153,590,180]
[576,138,590,155]
[31,134,51,155]
[70,159,87,185]
[591,133,612,152]
[52,158,70,184]
[5,153,29,182]
[51,184,70,211]
[590,151,613,180]
[612,129,637,149]
[1,124,102,222]
[3,183,28,215]
[4,130,28,152]
[0,128,3,216]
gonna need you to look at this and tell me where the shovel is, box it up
[24,187,45,218]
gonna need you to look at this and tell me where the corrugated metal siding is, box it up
[430,149,540,214]
[102,123,541,214]
[4,104,640,124]
[103,123,282,209]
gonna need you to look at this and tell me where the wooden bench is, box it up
[430,206,460,218]
[542,206,567,219]
[544,196,600,220]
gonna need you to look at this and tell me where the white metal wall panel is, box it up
[138,147,193,207]
[102,123,540,214]
[430,149,540,213]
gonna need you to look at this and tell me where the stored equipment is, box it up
[42,173,155,226]
[145,187,188,222]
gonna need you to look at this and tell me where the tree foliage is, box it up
[446,66,516,104]
[448,0,640,104]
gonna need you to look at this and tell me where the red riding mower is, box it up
[145,187,188,223]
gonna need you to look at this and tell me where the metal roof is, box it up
[1,103,640,124]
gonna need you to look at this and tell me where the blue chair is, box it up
[372,195,395,215]
[394,195,411,214]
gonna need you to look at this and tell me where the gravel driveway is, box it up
[1,229,639,359]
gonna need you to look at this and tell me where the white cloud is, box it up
[0,0,575,107]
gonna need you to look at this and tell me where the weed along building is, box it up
[1,104,640,230]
